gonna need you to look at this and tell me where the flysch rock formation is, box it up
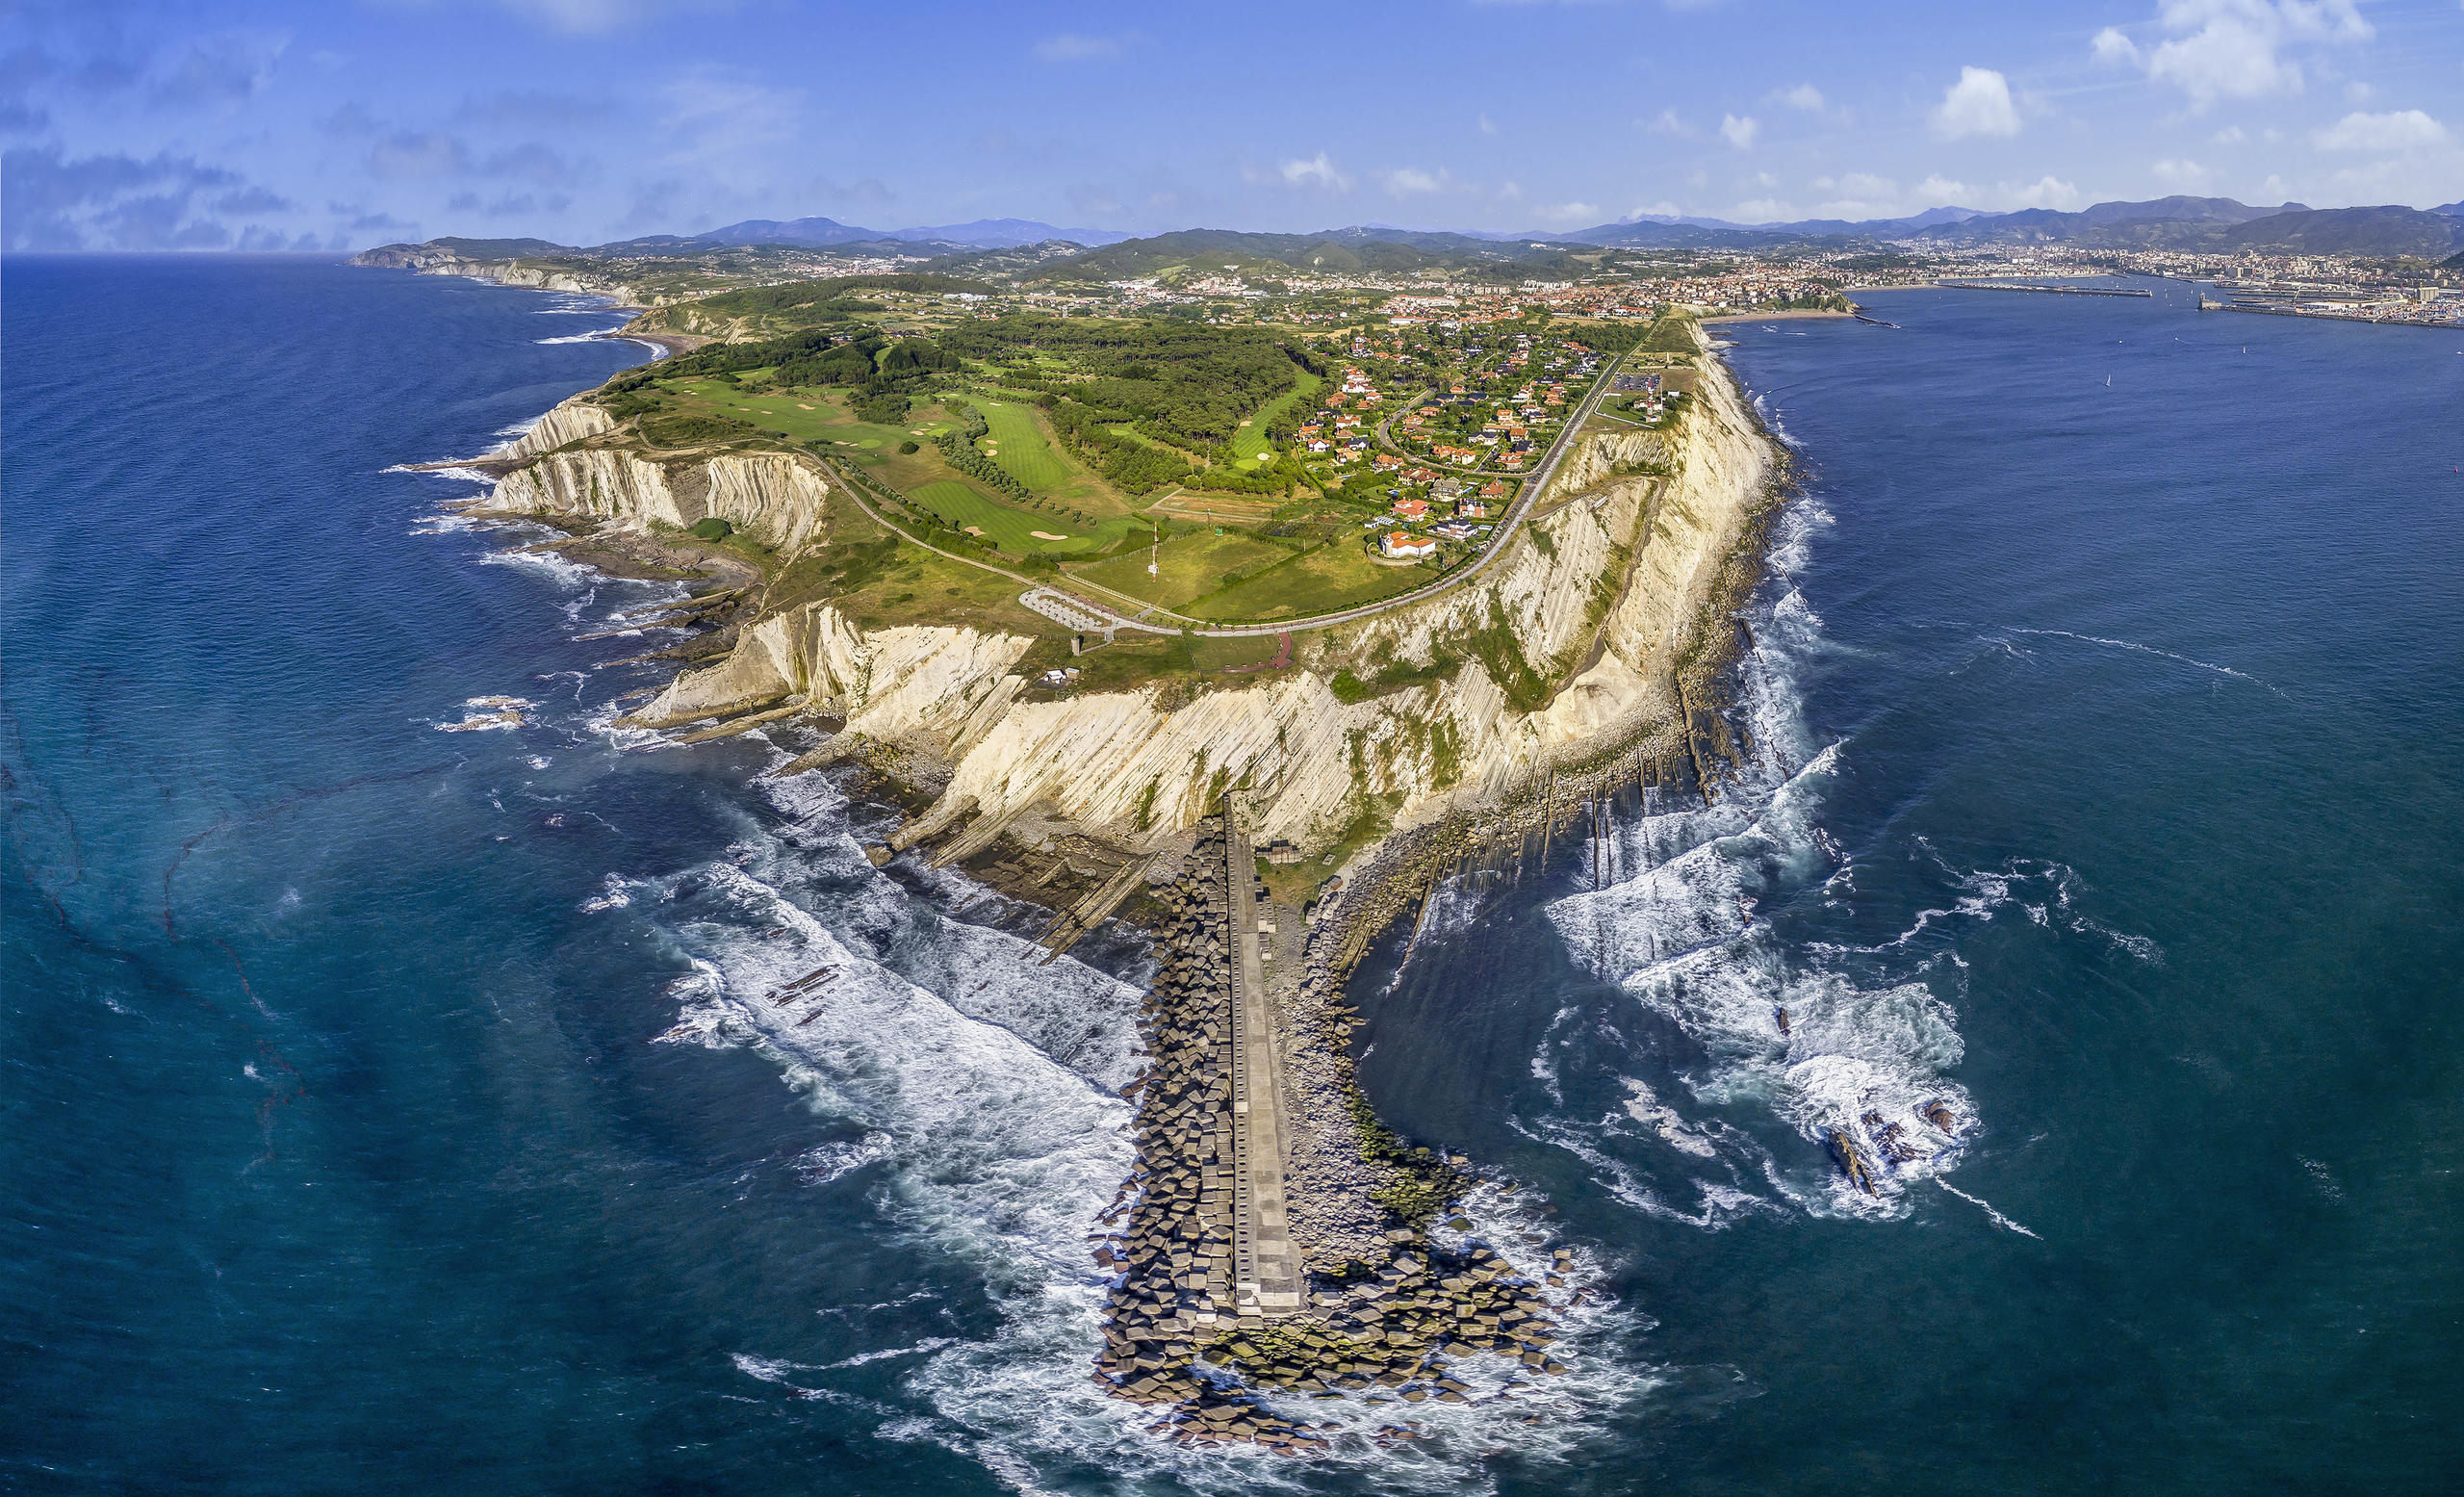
[458,328,1778,1451]
[347,245,680,306]
[474,421,834,554]
[556,339,1771,872]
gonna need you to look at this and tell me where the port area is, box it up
[1937,279,2154,297]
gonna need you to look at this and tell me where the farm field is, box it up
[1187,539,1430,621]
[1068,529,1289,609]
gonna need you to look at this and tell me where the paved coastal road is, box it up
[819,353,1623,641]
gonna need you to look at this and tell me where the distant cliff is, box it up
[348,242,677,305]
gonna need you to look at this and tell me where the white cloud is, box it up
[1732,198,1792,222]
[2000,174,2083,210]
[2152,156,2211,187]
[1530,200,1602,225]
[1382,167,1447,194]
[1930,66,2020,140]
[1812,171,1898,198]
[1245,151,1352,191]
[1917,174,1974,203]
[2314,108,2450,149]
[1644,108,1699,140]
[2098,0,2374,109]
[1624,200,1683,219]
[1719,113,1759,148]
[2212,124,2247,142]
[1478,112,1498,134]
[1032,33,1131,62]
[1777,83,1825,113]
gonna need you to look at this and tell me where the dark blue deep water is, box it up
[6,259,2461,1495]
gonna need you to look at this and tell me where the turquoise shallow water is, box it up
[5,259,2461,1494]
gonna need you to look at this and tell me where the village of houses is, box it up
[1289,321,1645,563]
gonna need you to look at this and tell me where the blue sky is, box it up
[5,0,2459,250]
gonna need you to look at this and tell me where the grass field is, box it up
[1231,369,1322,466]
[1068,529,1289,609]
[973,400,1073,490]
[665,378,941,451]
[1188,540,1430,621]
[906,479,1140,556]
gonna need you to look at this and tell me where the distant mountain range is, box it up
[1543,196,2463,257]
[690,215,1132,248]
[365,196,2464,282]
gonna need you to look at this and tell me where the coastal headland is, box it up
[371,241,1781,1449]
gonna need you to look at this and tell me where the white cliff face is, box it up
[499,399,617,460]
[347,245,683,306]
[632,608,1033,743]
[631,348,1775,856]
[478,444,833,553]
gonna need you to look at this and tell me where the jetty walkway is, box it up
[1224,807,1303,1316]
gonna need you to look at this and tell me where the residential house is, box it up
[1381,531,1438,559]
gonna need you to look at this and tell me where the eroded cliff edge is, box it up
[499,347,1769,869]
[467,328,1779,1444]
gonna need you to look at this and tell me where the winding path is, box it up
[815,353,1623,641]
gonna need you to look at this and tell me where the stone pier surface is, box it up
[1089,816,1574,1453]
[1225,807,1303,1317]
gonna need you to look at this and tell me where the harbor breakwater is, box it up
[416,278,1785,1455]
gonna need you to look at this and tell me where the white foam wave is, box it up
[1938,1181,2042,1239]
[477,544,598,589]
[1535,533,1981,1216]
[1622,1079,1718,1157]
[796,1132,895,1184]
[578,872,633,913]
[434,694,533,733]
[2006,627,2288,698]
[535,332,611,345]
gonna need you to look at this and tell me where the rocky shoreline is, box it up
[402,277,1790,1455]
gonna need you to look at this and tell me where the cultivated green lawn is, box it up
[1231,369,1322,467]
[973,400,1074,490]
[1189,540,1428,621]
[1069,529,1288,608]
[907,479,1139,556]
[667,378,937,451]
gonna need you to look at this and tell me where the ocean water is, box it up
[5,259,2460,1494]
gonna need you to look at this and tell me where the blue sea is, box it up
[6,257,2461,1494]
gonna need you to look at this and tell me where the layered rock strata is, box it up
[596,344,1769,874]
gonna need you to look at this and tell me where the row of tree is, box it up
[933,403,1032,500]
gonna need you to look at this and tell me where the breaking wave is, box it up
[1535,493,1980,1220]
